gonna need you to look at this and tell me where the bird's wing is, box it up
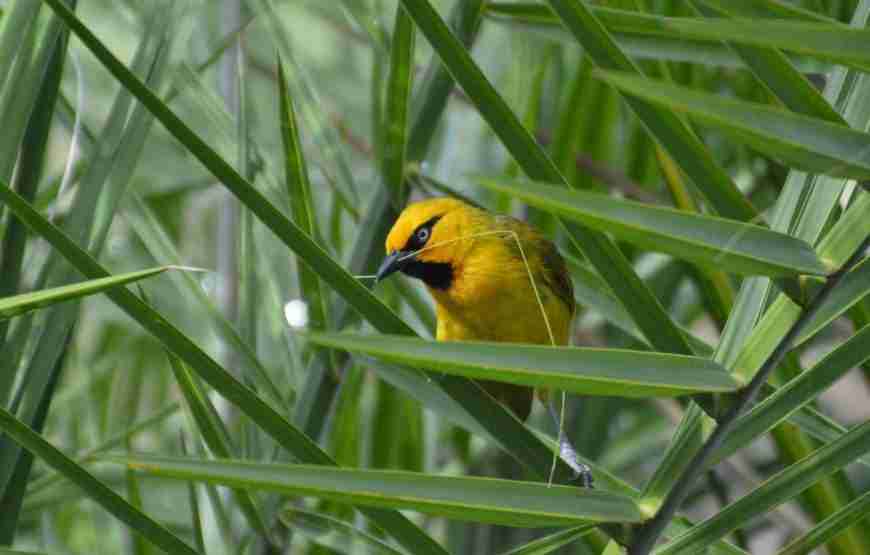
[495,215,575,315]
[537,238,575,315]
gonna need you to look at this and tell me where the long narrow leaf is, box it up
[305,332,741,397]
[655,419,870,554]
[27,402,180,497]
[544,0,757,222]
[277,57,328,333]
[716,325,870,463]
[0,266,180,320]
[484,3,830,70]
[662,18,870,71]
[490,4,870,71]
[280,508,405,555]
[112,455,644,526]
[382,4,415,197]
[694,3,843,124]
[0,183,447,555]
[39,0,408,336]
[477,177,827,277]
[734,256,869,383]
[596,70,870,180]
[123,194,285,406]
[165,352,271,539]
[0,408,199,555]
[777,489,870,555]
[499,525,595,555]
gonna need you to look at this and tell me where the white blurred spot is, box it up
[284,299,309,328]
[201,273,218,296]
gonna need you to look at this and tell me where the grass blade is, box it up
[305,332,741,397]
[484,3,827,70]
[113,455,644,526]
[0,1,71,347]
[543,0,757,222]
[26,403,180,497]
[477,177,827,277]
[490,4,870,71]
[0,9,169,511]
[0,267,179,320]
[655,419,870,554]
[0,408,199,555]
[123,194,285,406]
[693,2,844,124]
[277,56,328,333]
[734,256,869,384]
[777,489,870,555]
[280,508,405,555]
[662,18,870,71]
[382,4,415,199]
[0,1,41,95]
[39,0,408,336]
[0,183,448,555]
[716,325,870,463]
[498,525,595,555]
[595,70,870,180]
[406,0,483,162]
[165,351,272,541]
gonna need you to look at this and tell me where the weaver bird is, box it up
[375,197,575,422]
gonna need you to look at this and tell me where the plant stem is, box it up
[628,235,870,555]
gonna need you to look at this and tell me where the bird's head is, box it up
[377,197,473,290]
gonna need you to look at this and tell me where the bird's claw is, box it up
[560,435,595,488]
[571,467,595,489]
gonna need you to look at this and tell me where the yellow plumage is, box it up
[376,197,574,421]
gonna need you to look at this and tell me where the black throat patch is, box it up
[401,260,453,290]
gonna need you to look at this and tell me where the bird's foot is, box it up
[547,400,594,487]
[559,434,594,488]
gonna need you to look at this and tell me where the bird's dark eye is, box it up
[416,227,430,244]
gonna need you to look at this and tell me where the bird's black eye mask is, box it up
[376,214,453,289]
[403,215,442,252]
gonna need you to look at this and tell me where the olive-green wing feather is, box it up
[495,215,575,314]
[536,237,575,315]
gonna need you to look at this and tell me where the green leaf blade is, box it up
[477,177,827,277]
[663,18,870,70]
[0,183,448,555]
[596,70,870,180]
[544,0,757,222]
[382,4,416,197]
[0,408,199,555]
[305,332,741,397]
[777,489,870,555]
[0,266,178,320]
[716,324,870,464]
[656,419,870,554]
[113,455,644,526]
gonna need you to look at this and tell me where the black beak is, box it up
[376,250,412,283]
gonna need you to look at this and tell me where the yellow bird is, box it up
[375,197,575,422]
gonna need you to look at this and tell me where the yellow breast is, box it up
[428,237,573,347]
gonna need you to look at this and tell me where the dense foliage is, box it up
[0,1,869,554]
